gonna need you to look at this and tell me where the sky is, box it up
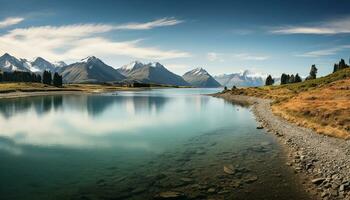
[0,0,350,77]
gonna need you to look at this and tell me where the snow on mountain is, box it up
[0,53,67,73]
[118,61,144,76]
[58,56,125,83]
[0,53,30,72]
[214,69,267,87]
[183,67,221,88]
[117,61,189,86]
[53,61,67,68]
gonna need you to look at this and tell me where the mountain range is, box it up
[0,53,66,73]
[0,53,268,87]
[214,70,267,87]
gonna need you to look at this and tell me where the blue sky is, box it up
[0,0,350,77]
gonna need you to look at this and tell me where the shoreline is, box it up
[213,93,350,199]
[0,87,146,99]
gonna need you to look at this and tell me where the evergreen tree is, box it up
[333,58,349,73]
[0,71,2,82]
[280,73,289,85]
[42,71,52,85]
[53,72,63,87]
[333,63,339,73]
[294,73,302,83]
[265,75,274,86]
[305,65,317,80]
[289,74,295,83]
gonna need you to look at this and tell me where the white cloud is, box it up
[0,17,24,28]
[296,45,350,57]
[207,52,224,62]
[115,17,183,30]
[0,18,190,62]
[233,53,269,61]
[271,16,350,34]
[207,52,219,61]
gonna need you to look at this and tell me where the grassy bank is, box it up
[221,68,350,139]
[0,82,143,94]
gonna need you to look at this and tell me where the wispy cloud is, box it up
[271,16,350,34]
[231,29,254,35]
[0,18,190,62]
[0,17,24,28]
[207,52,222,62]
[296,45,350,57]
[233,53,269,61]
[115,17,183,30]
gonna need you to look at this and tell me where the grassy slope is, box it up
[226,68,350,139]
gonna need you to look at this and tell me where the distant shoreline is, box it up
[212,93,350,199]
[0,83,152,99]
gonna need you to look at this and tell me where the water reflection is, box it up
[0,94,171,118]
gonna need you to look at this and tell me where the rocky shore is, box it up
[214,93,350,200]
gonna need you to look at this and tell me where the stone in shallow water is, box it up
[243,175,258,183]
[155,191,186,199]
[180,178,194,184]
[223,165,236,175]
[207,188,216,193]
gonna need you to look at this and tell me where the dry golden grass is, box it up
[225,68,350,139]
[272,78,350,139]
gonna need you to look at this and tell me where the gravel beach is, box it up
[214,93,350,200]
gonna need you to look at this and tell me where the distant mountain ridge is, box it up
[0,53,66,73]
[214,70,267,87]
[0,53,273,87]
[117,61,190,86]
[182,68,221,87]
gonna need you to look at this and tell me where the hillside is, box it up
[182,68,221,87]
[118,61,190,86]
[221,68,350,139]
[58,56,125,83]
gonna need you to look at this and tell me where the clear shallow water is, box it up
[0,88,310,200]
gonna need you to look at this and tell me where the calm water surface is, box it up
[0,88,310,199]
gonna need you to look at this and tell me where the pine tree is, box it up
[265,75,274,86]
[333,63,339,73]
[289,74,295,83]
[294,73,302,83]
[305,65,317,80]
[53,72,63,87]
[280,73,288,85]
[42,71,52,85]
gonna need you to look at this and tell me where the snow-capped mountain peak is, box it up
[53,61,67,68]
[148,62,164,68]
[239,69,268,79]
[121,61,144,71]
[81,56,100,63]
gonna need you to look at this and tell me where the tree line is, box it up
[265,58,349,86]
[0,70,63,87]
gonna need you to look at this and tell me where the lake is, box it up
[0,88,310,200]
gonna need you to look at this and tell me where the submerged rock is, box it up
[223,165,236,175]
[244,175,258,183]
[155,191,186,199]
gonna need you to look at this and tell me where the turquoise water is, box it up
[0,88,309,200]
